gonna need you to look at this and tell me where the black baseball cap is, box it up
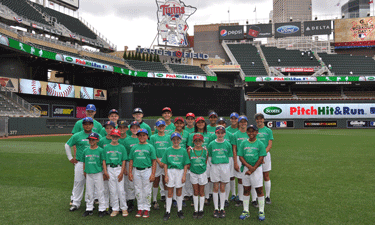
[247,124,258,131]
[133,108,143,114]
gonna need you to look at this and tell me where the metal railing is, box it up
[0,87,41,117]
[203,65,217,77]
[266,37,331,53]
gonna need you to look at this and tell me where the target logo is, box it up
[220,29,228,37]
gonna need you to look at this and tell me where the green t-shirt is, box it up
[209,132,235,145]
[189,149,207,175]
[129,143,156,168]
[155,123,176,135]
[226,126,239,135]
[118,136,128,146]
[207,140,232,164]
[257,126,274,149]
[66,131,102,162]
[98,137,112,148]
[104,143,127,166]
[185,127,195,134]
[80,147,105,174]
[207,125,217,135]
[237,139,267,167]
[233,130,249,147]
[123,136,139,156]
[71,119,103,134]
[187,132,212,148]
[150,133,172,158]
[126,121,152,138]
[161,147,190,170]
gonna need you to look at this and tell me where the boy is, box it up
[104,129,128,217]
[80,132,107,217]
[118,120,129,146]
[128,129,157,218]
[155,107,175,135]
[207,111,218,135]
[207,126,232,218]
[162,132,190,221]
[98,121,116,148]
[226,112,239,135]
[100,109,120,136]
[185,112,195,134]
[126,108,152,138]
[238,125,267,221]
[71,104,103,134]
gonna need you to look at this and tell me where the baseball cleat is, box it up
[82,210,93,217]
[265,197,272,204]
[69,205,78,212]
[239,211,250,220]
[163,212,171,221]
[258,212,265,221]
[252,200,259,208]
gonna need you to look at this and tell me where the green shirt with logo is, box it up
[98,137,112,148]
[184,127,195,134]
[150,133,172,158]
[104,144,127,166]
[207,125,217,135]
[155,123,176,135]
[189,149,207,175]
[80,147,105,174]
[237,139,267,167]
[66,131,102,162]
[226,126,239,135]
[123,136,139,156]
[257,126,274,148]
[118,137,128,147]
[129,143,157,168]
[187,132,212,148]
[233,130,249,147]
[71,119,103,134]
[161,147,190,170]
[207,140,232,164]
[209,132,235,145]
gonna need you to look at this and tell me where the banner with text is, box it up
[219,25,244,40]
[274,22,302,38]
[0,76,18,92]
[335,17,375,47]
[31,104,49,117]
[347,120,375,128]
[52,105,75,117]
[246,24,273,38]
[147,72,207,81]
[304,20,332,36]
[245,76,369,82]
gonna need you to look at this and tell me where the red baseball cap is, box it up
[186,112,195,118]
[110,129,121,137]
[162,107,172,113]
[195,117,205,123]
[174,117,184,123]
[193,133,204,141]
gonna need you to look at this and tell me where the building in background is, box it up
[273,0,312,23]
[341,0,370,18]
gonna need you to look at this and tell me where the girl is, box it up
[185,112,195,134]
[226,112,239,135]
[207,111,218,135]
[155,107,175,135]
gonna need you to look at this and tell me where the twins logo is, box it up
[220,29,228,37]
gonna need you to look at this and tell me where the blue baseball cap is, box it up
[82,117,93,124]
[130,121,140,127]
[238,116,248,122]
[136,129,148,135]
[230,112,239,119]
[215,125,226,133]
[209,111,218,118]
[104,121,116,128]
[87,132,100,140]
[217,117,226,124]
[156,120,166,127]
[108,109,119,115]
[247,124,258,131]
[133,108,143,114]
[170,132,182,140]
[86,104,96,111]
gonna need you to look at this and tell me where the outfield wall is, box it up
[246,99,375,129]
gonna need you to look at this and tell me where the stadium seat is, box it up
[261,46,320,67]
[0,0,49,26]
[318,53,375,75]
[167,64,207,75]
[125,60,169,73]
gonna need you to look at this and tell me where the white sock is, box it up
[225,183,230,199]
[209,182,213,194]
[243,195,250,212]
[153,187,158,202]
[193,195,199,212]
[205,184,210,199]
[199,196,205,211]
[238,184,243,201]
[258,196,265,213]
[213,192,219,210]
[264,180,271,198]
[159,180,165,196]
[177,195,183,211]
[251,186,257,202]
[166,197,172,213]
[230,179,236,196]
[219,192,226,210]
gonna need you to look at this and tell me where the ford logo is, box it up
[276,25,299,34]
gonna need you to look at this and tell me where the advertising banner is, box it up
[52,105,75,117]
[31,103,49,117]
[0,76,18,92]
[51,0,79,9]
[94,89,107,100]
[75,86,94,99]
[265,121,294,128]
[256,103,375,119]
[147,72,207,81]
[245,76,366,82]
[63,55,114,72]
[335,17,375,47]
[246,24,273,38]
[19,79,47,95]
[274,22,302,38]
[347,120,375,128]
[304,121,337,127]
[47,82,75,98]
[281,68,315,72]
[219,25,244,40]
[304,20,332,36]
[76,106,86,118]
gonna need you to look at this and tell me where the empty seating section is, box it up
[247,92,293,98]
[167,64,207,75]
[319,53,375,75]
[0,94,31,117]
[0,0,49,25]
[227,44,267,76]
[125,60,169,73]
[345,91,375,97]
[261,46,320,67]
[295,92,342,98]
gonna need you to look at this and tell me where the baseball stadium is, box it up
[0,0,374,224]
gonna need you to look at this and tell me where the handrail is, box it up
[0,87,41,117]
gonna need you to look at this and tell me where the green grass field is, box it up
[1,129,374,224]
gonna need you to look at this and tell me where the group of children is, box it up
[65,104,274,221]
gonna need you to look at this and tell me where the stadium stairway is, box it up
[0,92,40,117]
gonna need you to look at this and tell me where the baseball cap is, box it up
[209,111,218,118]
[118,120,129,127]
[86,104,96,111]
[186,112,195,118]
[136,129,148,136]
[230,112,239,119]
[156,120,166,127]
[217,117,226,124]
[110,129,121,137]
[215,125,226,133]
[195,117,206,123]
[238,116,248,122]
[108,109,119,115]
[247,124,258,131]
[104,121,116,128]
[170,132,182,140]
[254,113,265,119]
[162,107,172,113]
[130,121,140,128]
[82,117,93,124]
[87,132,99,140]
[174,117,184,123]
[193,133,204,141]
[133,108,143,114]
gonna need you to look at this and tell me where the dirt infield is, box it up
[0,133,71,139]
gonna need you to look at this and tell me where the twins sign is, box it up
[156,0,197,47]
